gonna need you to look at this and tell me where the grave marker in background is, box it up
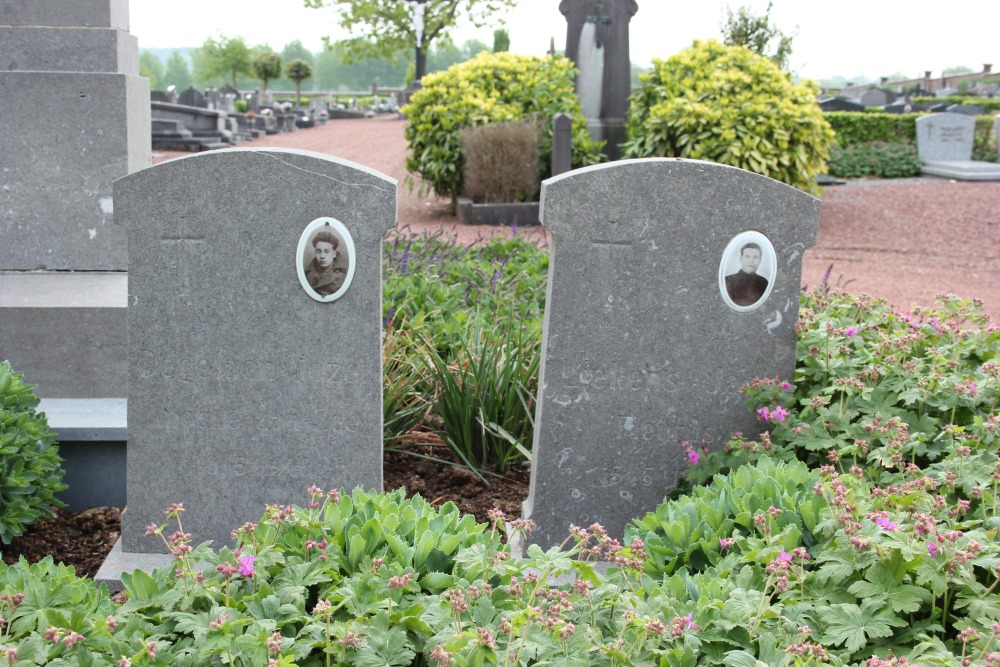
[523,158,820,547]
[115,148,396,554]
[917,112,1000,181]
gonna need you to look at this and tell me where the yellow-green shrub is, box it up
[623,40,834,194]
[402,52,603,200]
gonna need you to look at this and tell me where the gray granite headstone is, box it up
[859,88,890,107]
[117,148,396,552]
[916,112,975,162]
[178,86,206,108]
[523,159,820,547]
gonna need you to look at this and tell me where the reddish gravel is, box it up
[154,116,1000,321]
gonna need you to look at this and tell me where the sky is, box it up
[129,0,997,82]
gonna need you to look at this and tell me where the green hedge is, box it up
[911,95,1000,112]
[823,112,921,146]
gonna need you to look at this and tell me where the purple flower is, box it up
[772,406,790,422]
[237,555,255,577]
[777,550,793,563]
[780,382,793,391]
[875,517,897,531]
[843,326,858,338]
[756,407,771,421]
[926,541,939,557]
[687,450,701,465]
[719,537,735,550]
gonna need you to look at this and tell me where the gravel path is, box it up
[155,116,1000,321]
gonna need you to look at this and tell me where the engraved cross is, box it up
[586,4,613,48]
[590,219,634,308]
[160,215,205,302]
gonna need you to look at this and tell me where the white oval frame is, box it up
[718,231,777,313]
[296,217,357,303]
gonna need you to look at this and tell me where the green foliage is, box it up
[720,0,794,71]
[623,40,834,194]
[0,362,66,545]
[235,99,248,113]
[492,28,510,53]
[163,50,193,91]
[192,34,253,87]
[911,96,1000,112]
[631,457,825,576]
[252,50,282,93]
[302,0,516,65]
[826,141,923,178]
[139,50,164,90]
[273,40,316,92]
[284,58,314,101]
[823,111,921,146]
[425,318,539,475]
[402,51,603,199]
[314,44,409,90]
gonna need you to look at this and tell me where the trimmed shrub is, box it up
[823,111,921,146]
[826,140,922,178]
[0,362,66,544]
[623,40,834,194]
[461,120,541,203]
[402,51,603,200]
[911,95,1000,112]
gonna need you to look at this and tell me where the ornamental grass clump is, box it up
[0,361,66,545]
[622,40,835,194]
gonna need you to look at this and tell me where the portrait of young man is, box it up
[304,228,347,297]
[724,241,770,307]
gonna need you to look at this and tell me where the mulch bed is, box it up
[2,449,528,580]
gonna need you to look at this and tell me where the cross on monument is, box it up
[160,215,205,302]
[586,4,613,49]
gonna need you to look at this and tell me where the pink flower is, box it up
[777,551,793,563]
[687,450,701,465]
[772,406,790,422]
[875,517,897,531]
[756,407,772,421]
[719,537,735,550]
[926,541,939,557]
[843,326,858,338]
[237,555,255,577]
[780,382,793,391]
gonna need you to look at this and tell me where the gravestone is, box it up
[860,88,892,107]
[115,148,396,555]
[917,112,975,162]
[178,86,206,108]
[523,159,820,547]
[560,0,638,160]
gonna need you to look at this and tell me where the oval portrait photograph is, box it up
[296,217,356,303]
[717,231,776,312]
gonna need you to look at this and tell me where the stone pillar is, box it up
[0,0,149,442]
[560,0,638,160]
[551,113,573,176]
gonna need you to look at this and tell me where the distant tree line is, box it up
[139,35,496,94]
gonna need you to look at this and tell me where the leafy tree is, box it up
[721,1,794,71]
[274,40,316,92]
[315,44,409,90]
[253,50,282,93]
[139,50,164,89]
[192,35,253,87]
[492,28,510,53]
[426,38,489,74]
[942,65,974,75]
[302,0,516,80]
[285,58,314,102]
[163,50,193,90]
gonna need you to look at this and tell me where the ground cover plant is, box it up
[826,141,923,179]
[4,242,999,664]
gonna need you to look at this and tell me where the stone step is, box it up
[0,272,126,399]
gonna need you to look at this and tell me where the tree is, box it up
[192,35,253,87]
[301,0,516,81]
[273,41,316,92]
[285,59,314,102]
[942,65,973,75]
[139,51,164,89]
[163,50,193,90]
[253,50,282,93]
[721,1,794,71]
[492,28,510,53]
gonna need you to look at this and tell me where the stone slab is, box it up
[37,398,127,441]
[0,72,150,270]
[921,160,1000,181]
[95,539,173,594]
[0,274,127,398]
[456,198,541,226]
[117,148,396,553]
[0,0,129,29]
[57,440,126,511]
[524,158,820,547]
[0,26,138,74]
[916,112,975,163]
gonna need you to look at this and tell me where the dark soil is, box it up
[2,449,529,580]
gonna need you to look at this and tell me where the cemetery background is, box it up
[5,113,998,579]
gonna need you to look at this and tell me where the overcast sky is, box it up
[130,0,997,82]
